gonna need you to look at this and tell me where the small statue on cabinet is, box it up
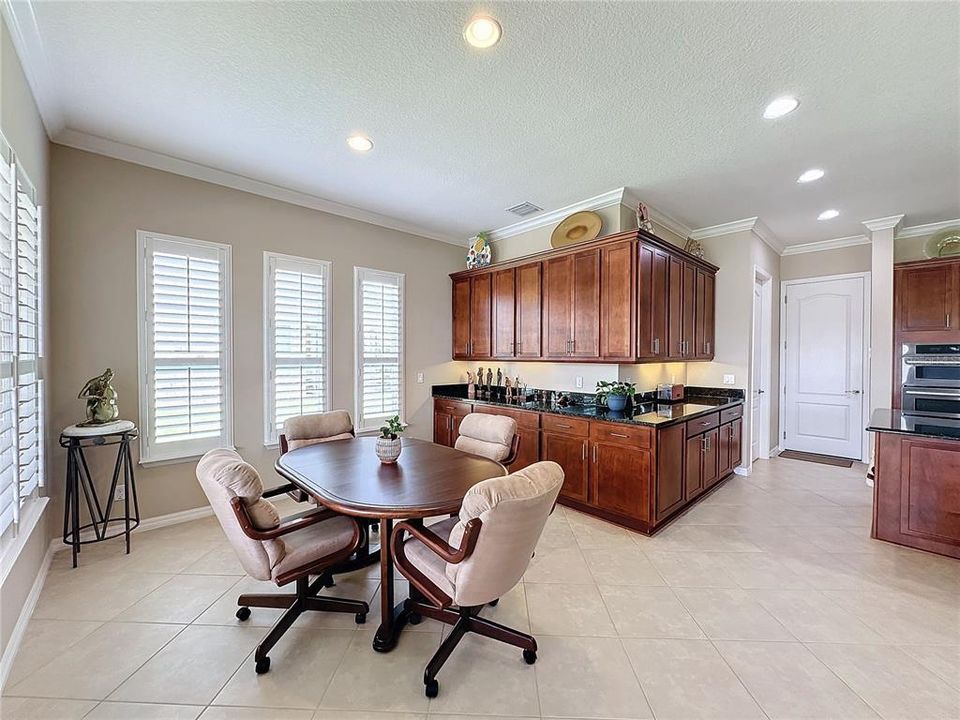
[684,237,706,260]
[636,202,654,233]
[466,371,476,399]
[77,368,119,426]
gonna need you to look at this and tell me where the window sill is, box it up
[0,496,50,587]
[139,447,236,468]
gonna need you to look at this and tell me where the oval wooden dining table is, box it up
[275,436,506,652]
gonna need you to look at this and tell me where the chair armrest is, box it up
[230,496,338,541]
[501,434,521,467]
[279,434,289,455]
[263,482,300,499]
[391,517,482,565]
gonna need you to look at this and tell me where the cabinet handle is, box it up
[555,423,572,429]
[948,313,952,328]
[581,441,586,460]
[705,341,711,354]
[609,432,629,438]
[653,338,660,354]
[592,444,597,463]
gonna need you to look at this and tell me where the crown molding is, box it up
[896,217,960,239]
[55,129,462,245]
[862,214,904,233]
[689,216,784,255]
[0,0,65,137]
[487,187,694,244]
[781,234,870,256]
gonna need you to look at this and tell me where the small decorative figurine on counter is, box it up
[77,368,119,426]
[496,368,502,387]
[477,367,485,398]
[504,376,513,401]
[466,371,476,399]
[486,368,493,388]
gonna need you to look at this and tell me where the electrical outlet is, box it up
[575,376,583,389]
[723,374,735,385]
[416,372,424,384]
[115,485,126,502]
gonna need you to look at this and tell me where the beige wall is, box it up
[48,145,467,523]
[489,203,623,263]
[781,243,872,280]
[0,14,52,668]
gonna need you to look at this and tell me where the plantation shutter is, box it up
[139,233,232,462]
[264,254,330,444]
[15,170,40,503]
[0,141,16,534]
[355,268,404,432]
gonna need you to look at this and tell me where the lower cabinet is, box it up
[656,423,686,520]
[718,417,742,478]
[433,398,473,447]
[475,404,540,471]
[589,422,653,524]
[542,430,589,503]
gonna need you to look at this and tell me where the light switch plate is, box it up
[417,372,424,384]
[575,376,583,389]
[723,374,735,385]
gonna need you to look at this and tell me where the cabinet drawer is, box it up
[590,421,652,449]
[475,405,540,429]
[720,405,743,423]
[541,414,590,436]
[686,412,719,438]
[433,398,473,416]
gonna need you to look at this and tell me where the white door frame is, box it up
[778,271,872,462]
[750,266,773,464]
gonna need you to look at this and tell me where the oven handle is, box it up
[903,358,960,365]
[903,389,960,397]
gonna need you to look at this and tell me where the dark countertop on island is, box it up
[433,384,744,429]
[867,409,960,441]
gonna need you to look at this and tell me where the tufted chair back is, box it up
[282,410,354,451]
[454,413,517,462]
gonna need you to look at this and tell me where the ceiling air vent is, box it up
[505,201,543,217]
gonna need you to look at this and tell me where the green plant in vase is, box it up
[595,381,636,412]
[376,415,407,463]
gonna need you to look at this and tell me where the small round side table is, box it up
[59,420,140,568]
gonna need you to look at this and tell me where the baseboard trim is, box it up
[134,505,213,534]
[0,538,55,691]
[733,466,751,477]
[767,445,782,458]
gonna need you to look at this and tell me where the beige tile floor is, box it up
[3,457,960,720]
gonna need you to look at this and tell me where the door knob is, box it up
[846,389,861,394]
[757,389,765,395]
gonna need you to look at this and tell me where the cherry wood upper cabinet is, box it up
[543,254,575,359]
[666,254,685,360]
[681,262,697,359]
[491,268,516,358]
[515,262,542,358]
[451,277,471,359]
[694,268,716,359]
[468,274,492,358]
[638,244,669,360]
[571,249,601,358]
[895,260,960,334]
[600,240,636,361]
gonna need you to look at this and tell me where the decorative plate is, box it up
[924,228,960,259]
[466,234,492,269]
[551,211,602,248]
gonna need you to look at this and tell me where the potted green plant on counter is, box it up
[376,415,407,464]
[595,380,636,412]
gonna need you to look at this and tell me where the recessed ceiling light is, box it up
[463,15,502,48]
[797,168,825,183]
[346,134,373,153]
[818,209,840,221]
[763,95,800,119]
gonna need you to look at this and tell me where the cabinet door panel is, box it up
[730,418,742,471]
[702,428,720,488]
[600,240,636,361]
[571,249,601,358]
[718,422,732,478]
[543,431,589,502]
[685,435,704,501]
[492,268,516,358]
[516,262,542,358]
[638,246,669,360]
[469,274,493,358]
[434,411,451,447]
[510,429,540,472]
[543,256,574,358]
[682,262,697,358]
[591,442,651,521]
[452,277,471,359]
[667,254,685,359]
[657,424,685,519]
[695,269,716,359]
[896,264,957,332]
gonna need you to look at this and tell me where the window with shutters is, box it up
[137,231,233,463]
[263,253,331,445]
[354,267,404,433]
[0,132,46,541]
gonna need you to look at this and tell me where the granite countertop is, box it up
[867,409,960,441]
[433,385,744,429]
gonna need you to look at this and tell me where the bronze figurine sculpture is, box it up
[78,368,119,425]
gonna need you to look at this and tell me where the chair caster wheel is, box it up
[408,612,422,625]
[255,656,271,674]
[355,612,367,625]
[236,607,251,621]
[523,649,537,665]
[425,679,439,698]
[489,599,500,607]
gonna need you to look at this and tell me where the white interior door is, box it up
[783,276,866,459]
[751,283,763,460]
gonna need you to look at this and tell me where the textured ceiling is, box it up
[27,1,960,245]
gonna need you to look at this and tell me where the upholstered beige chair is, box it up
[454,413,520,466]
[279,409,355,453]
[391,460,563,697]
[197,448,369,674]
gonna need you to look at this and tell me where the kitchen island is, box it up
[433,385,745,534]
[867,409,960,559]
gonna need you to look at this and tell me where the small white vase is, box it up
[376,436,402,464]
